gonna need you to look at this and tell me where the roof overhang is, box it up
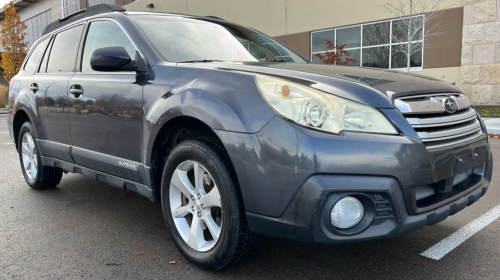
[0,0,39,20]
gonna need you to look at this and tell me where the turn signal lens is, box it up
[281,85,290,97]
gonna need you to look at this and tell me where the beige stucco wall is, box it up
[125,0,462,36]
[287,0,460,34]
[18,0,61,22]
[124,0,287,36]
[421,66,462,86]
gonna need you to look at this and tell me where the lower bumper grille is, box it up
[413,164,485,210]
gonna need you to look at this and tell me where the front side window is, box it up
[24,38,49,73]
[311,15,424,70]
[81,20,137,72]
[132,16,306,63]
[46,25,83,73]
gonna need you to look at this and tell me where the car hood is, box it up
[183,62,461,108]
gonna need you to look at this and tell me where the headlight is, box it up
[255,75,398,135]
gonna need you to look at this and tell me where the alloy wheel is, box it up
[21,132,38,181]
[169,160,223,252]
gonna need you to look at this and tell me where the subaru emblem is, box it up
[442,97,458,113]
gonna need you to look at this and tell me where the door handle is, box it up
[69,85,83,98]
[30,83,39,93]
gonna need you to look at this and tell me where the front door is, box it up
[68,19,144,182]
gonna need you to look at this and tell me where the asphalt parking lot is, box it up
[1,118,500,279]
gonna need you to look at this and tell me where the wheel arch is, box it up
[148,116,229,203]
[12,108,34,150]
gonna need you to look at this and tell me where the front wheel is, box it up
[161,138,261,270]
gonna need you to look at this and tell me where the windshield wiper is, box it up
[177,60,224,63]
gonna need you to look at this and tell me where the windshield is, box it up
[131,15,307,63]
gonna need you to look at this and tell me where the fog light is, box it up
[331,196,364,229]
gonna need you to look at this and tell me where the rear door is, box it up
[67,19,144,182]
[13,37,50,141]
[28,24,84,162]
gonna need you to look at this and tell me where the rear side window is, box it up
[46,25,83,73]
[24,38,49,73]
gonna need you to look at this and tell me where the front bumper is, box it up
[246,154,491,243]
[215,113,493,243]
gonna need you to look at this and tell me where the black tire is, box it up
[161,138,261,270]
[18,121,63,190]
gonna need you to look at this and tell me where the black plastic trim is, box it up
[71,146,145,184]
[41,156,153,201]
[37,140,73,163]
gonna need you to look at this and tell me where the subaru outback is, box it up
[6,4,492,270]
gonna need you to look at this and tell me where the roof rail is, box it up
[42,4,126,36]
[204,16,225,21]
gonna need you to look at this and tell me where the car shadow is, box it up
[26,174,477,279]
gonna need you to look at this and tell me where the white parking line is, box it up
[421,204,500,260]
[3,142,13,145]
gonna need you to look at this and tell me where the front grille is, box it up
[394,93,483,149]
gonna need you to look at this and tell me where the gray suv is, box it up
[6,4,493,270]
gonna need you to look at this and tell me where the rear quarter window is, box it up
[23,38,49,73]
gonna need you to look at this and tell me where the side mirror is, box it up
[90,46,147,73]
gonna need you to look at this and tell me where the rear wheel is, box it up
[18,122,63,190]
[161,138,261,270]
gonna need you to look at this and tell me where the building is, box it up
[0,0,498,105]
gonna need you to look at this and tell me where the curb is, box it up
[484,118,500,135]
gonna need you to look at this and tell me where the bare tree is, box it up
[381,0,451,71]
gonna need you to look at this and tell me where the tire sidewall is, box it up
[18,122,44,189]
[161,141,235,267]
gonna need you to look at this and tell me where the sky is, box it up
[1,0,19,10]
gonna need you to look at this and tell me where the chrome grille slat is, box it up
[424,130,484,149]
[418,126,482,142]
[416,119,481,140]
[394,93,471,114]
[406,108,477,126]
[394,93,483,149]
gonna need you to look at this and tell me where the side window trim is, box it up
[37,36,54,73]
[76,18,147,74]
[22,37,50,73]
[71,23,87,73]
[75,21,91,73]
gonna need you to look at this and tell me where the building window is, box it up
[25,10,52,47]
[62,0,80,17]
[87,0,115,7]
[311,15,424,70]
